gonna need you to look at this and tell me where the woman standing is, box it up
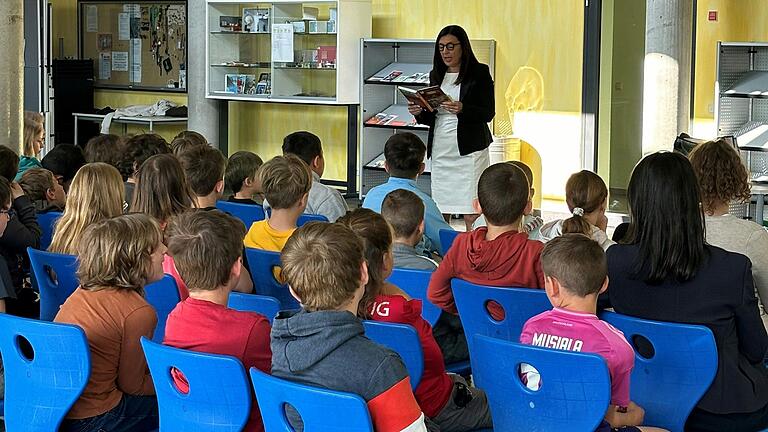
[409,25,495,231]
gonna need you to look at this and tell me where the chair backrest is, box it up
[244,248,300,310]
[249,368,373,432]
[362,321,423,389]
[36,211,62,251]
[601,311,718,432]
[228,292,281,324]
[439,228,458,256]
[141,337,252,432]
[297,213,329,226]
[215,200,266,230]
[386,268,441,326]
[27,247,79,321]
[0,313,90,432]
[473,334,610,432]
[144,275,182,342]
[452,278,551,363]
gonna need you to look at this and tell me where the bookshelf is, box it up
[358,38,496,199]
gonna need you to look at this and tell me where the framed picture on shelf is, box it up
[225,74,239,93]
[243,75,257,94]
[242,8,269,33]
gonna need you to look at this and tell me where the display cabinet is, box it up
[358,38,496,198]
[206,0,371,104]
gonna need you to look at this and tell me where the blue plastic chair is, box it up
[141,337,252,432]
[227,292,282,324]
[27,247,79,321]
[452,278,551,364]
[363,321,424,389]
[439,228,459,256]
[249,367,374,431]
[601,311,718,432]
[144,275,181,343]
[244,247,300,310]
[0,313,90,432]
[215,200,266,230]
[36,211,62,251]
[473,334,610,432]
[386,268,441,326]
[297,213,329,226]
[386,268,471,376]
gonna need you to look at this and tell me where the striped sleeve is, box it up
[367,376,427,432]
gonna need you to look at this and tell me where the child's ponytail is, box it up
[561,170,608,236]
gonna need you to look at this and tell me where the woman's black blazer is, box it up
[415,61,495,158]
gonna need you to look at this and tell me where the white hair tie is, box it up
[572,207,585,217]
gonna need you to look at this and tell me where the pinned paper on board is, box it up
[86,5,98,32]
[99,53,111,80]
[130,39,142,82]
[112,51,129,71]
[118,13,130,40]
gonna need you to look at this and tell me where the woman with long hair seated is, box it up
[49,162,125,255]
[55,213,165,431]
[607,151,768,431]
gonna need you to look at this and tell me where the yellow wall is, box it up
[693,0,768,138]
[52,0,585,191]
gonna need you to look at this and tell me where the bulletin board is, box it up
[78,1,187,92]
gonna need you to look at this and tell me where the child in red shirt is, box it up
[339,208,492,431]
[163,210,271,432]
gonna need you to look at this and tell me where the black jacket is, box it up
[415,61,495,158]
[0,195,41,291]
[606,244,768,416]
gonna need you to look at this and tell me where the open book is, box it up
[399,86,453,112]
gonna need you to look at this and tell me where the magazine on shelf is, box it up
[398,86,452,112]
[365,112,415,127]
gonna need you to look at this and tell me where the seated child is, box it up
[278,131,348,222]
[116,134,170,203]
[15,115,45,180]
[362,132,453,254]
[520,234,661,432]
[164,210,271,432]
[243,155,311,251]
[427,162,544,362]
[177,145,227,210]
[381,189,438,271]
[0,177,17,313]
[339,208,492,431]
[539,170,614,250]
[83,134,120,164]
[273,222,428,431]
[225,151,264,205]
[171,130,208,156]
[41,143,86,193]
[473,161,544,240]
[55,213,163,432]
[19,168,66,212]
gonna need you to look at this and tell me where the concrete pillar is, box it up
[188,0,221,148]
[641,0,692,154]
[0,0,25,155]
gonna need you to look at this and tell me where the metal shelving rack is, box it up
[358,38,495,199]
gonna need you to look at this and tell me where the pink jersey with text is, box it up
[519,308,634,407]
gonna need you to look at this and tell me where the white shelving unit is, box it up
[206,0,371,104]
[358,38,496,199]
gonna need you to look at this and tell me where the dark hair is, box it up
[131,154,195,222]
[384,132,426,178]
[561,170,608,236]
[178,145,227,197]
[116,134,171,181]
[84,134,120,164]
[283,131,322,166]
[225,151,264,194]
[430,25,479,85]
[337,208,393,318]
[0,176,11,208]
[0,146,20,181]
[478,163,529,226]
[541,234,607,297]
[381,189,424,238]
[626,152,707,284]
[166,210,246,291]
[689,139,751,213]
[41,144,86,184]
[19,168,56,201]
[172,130,208,148]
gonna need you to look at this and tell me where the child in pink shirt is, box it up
[520,234,665,432]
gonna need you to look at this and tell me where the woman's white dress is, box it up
[430,72,490,214]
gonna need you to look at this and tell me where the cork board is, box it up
[79,1,187,92]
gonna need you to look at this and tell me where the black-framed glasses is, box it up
[438,42,461,52]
